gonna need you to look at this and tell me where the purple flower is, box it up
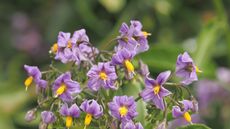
[80,99,103,127]
[108,96,138,121]
[87,62,117,91]
[24,65,47,90]
[52,72,81,102]
[139,60,149,77]
[118,20,150,53]
[140,71,171,110]
[111,48,136,79]
[25,108,37,122]
[217,67,230,83]
[41,111,56,124]
[55,32,76,63]
[60,103,81,128]
[176,52,202,85]
[120,120,143,129]
[172,100,198,123]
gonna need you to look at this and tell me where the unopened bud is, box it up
[39,122,47,129]
[25,108,37,122]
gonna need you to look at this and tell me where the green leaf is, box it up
[176,124,211,129]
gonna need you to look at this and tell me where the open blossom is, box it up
[140,71,172,110]
[60,103,81,128]
[108,96,138,121]
[24,65,47,91]
[52,72,81,102]
[117,20,150,53]
[120,120,143,129]
[176,52,202,85]
[111,48,136,79]
[80,99,103,127]
[41,111,56,124]
[172,100,198,123]
[87,62,117,91]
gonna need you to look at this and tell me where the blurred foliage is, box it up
[0,0,230,129]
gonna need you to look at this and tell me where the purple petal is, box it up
[156,71,171,85]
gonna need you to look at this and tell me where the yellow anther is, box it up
[119,106,128,117]
[153,85,161,95]
[183,112,192,123]
[24,76,33,91]
[142,31,151,38]
[124,60,134,73]
[56,83,67,97]
[66,116,73,128]
[51,43,58,53]
[67,40,72,48]
[84,113,92,126]
[195,66,202,73]
[99,72,107,80]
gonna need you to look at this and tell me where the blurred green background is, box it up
[0,0,230,129]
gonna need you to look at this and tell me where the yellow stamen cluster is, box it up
[99,72,107,81]
[67,40,72,48]
[24,76,33,91]
[51,43,58,53]
[56,83,67,97]
[66,116,73,128]
[84,113,92,126]
[195,66,202,73]
[142,31,151,38]
[153,85,161,95]
[124,60,134,73]
[183,112,192,123]
[119,106,128,117]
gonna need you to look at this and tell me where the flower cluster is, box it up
[23,20,202,128]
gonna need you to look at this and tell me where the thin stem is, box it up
[135,95,142,102]
[163,98,168,120]
[49,64,62,73]
[164,82,192,97]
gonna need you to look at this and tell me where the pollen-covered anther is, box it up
[84,113,92,126]
[124,60,134,73]
[153,85,161,95]
[183,112,192,123]
[119,106,128,117]
[67,40,72,48]
[51,43,58,53]
[99,72,107,80]
[55,83,67,97]
[142,31,151,38]
[24,76,33,91]
[65,116,73,128]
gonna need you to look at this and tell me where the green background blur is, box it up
[0,0,230,129]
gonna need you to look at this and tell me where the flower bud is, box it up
[25,108,37,122]
[39,122,47,129]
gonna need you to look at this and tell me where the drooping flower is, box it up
[87,62,117,91]
[117,20,150,53]
[24,65,47,91]
[120,120,143,129]
[108,95,138,121]
[60,103,81,128]
[176,52,202,85]
[72,29,99,65]
[138,60,149,77]
[41,111,56,124]
[54,32,76,63]
[140,71,172,110]
[172,100,198,123]
[111,48,136,79]
[80,99,103,128]
[52,72,81,102]
[25,108,37,122]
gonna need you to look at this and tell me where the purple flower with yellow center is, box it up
[111,48,136,79]
[52,72,81,102]
[108,96,138,121]
[80,99,103,128]
[176,52,202,85]
[54,32,75,63]
[41,111,56,124]
[140,71,172,110]
[60,103,81,128]
[24,65,47,91]
[118,20,150,53]
[120,120,143,129]
[87,62,117,91]
[172,100,198,123]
